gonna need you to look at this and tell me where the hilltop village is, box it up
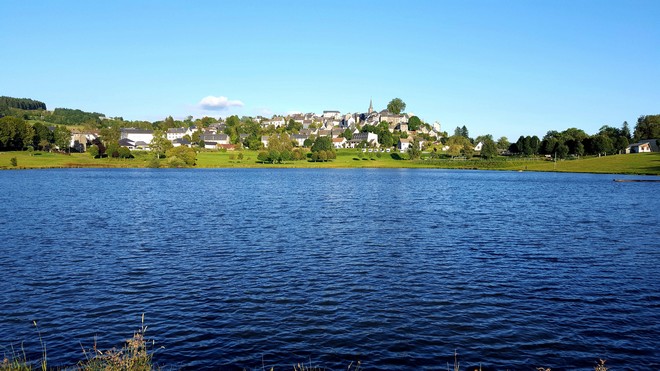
[71,99,443,155]
[1,96,658,167]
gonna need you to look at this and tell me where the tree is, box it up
[496,136,509,151]
[480,138,498,159]
[530,136,541,155]
[268,149,281,163]
[621,121,631,140]
[462,141,474,158]
[561,127,588,143]
[106,141,120,158]
[522,136,533,156]
[88,145,100,158]
[408,116,422,131]
[386,98,406,115]
[342,128,353,140]
[475,134,493,144]
[598,125,620,138]
[460,125,469,139]
[99,125,120,144]
[39,139,51,152]
[224,115,241,144]
[556,143,569,159]
[407,139,421,160]
[590,134,614,155]
[163,115,175,129]
[292,148,305,161]
[311,136,333,152]
[166,146,197,166]
[446,135,471,157]
[633,115,660,140]
[286,119,302,133]
[541,137,558,155]
[53,126,71,152]
[614,136,629,154]
[117,146,132,159]
[512,136,524,154]
[380,130,394,148]
[267,134,293,154]
[0,116,34,151]
[150,130,172,158]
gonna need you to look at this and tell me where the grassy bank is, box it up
[2,150,659,175]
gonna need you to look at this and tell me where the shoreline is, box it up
[1,151,659,176]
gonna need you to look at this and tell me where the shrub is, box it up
[118,146,132,159]
[146,157,160,168]
[10,157,17,167]
[166,146,197,166]
[167,156,186,168]
[88,145,100,158]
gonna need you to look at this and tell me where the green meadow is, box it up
[1,150,659,175]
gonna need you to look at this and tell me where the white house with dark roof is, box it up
[200,134,230,149]
[291,134,309,147]
[626,139,658,153]
[167,127,195,141]
[349,132,379,148]
[172,138,192,147]
[397,138,411,152]
[322,110,341,119]
[261,117,285,128]
[120,128,154,145]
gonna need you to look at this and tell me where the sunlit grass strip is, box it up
[2,150,659,174]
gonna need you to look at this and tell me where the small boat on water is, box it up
[613,179,660,182]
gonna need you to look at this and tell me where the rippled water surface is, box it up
[0,169,658,370]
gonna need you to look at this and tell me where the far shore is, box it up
[1,150,659,176]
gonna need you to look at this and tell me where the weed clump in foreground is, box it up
[78,314,154,371]
[1,315,155,371]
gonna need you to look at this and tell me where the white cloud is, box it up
[198,95,244,111]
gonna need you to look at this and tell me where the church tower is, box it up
[368,98,373,114]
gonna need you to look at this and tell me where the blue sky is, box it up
[2,0,659,139]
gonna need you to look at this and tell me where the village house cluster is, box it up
[69,100,445,153]
[67,100,658,155]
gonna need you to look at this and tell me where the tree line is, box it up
[438,115,659,160]
[0,96,47,112]
[0,116,70,152]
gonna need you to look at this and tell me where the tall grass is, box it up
[78,313,153,371]
[1,315,155,371]
[1,318,611,371]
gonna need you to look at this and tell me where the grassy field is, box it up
[2,149,659,175]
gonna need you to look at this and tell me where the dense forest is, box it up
[45,108,105,125]
[0,96,47,116]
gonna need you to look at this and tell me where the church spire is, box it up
[368,98,373,114]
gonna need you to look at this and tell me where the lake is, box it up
[0,168,658,370]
